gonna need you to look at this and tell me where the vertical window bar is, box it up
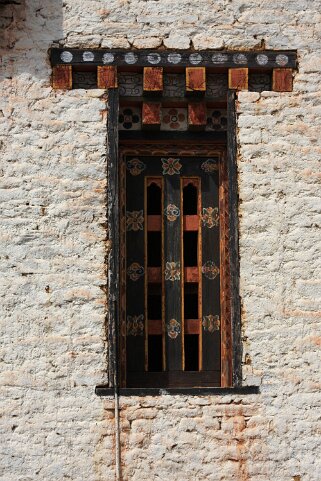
[126,158,145,375]
[164,170,182,371]
[201,158,221,373]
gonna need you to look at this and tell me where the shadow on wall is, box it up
[0,0,63,82]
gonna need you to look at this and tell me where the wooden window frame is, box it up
[107,90,241,390]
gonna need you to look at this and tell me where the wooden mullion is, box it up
[164,171,182,370]
[126,159,145,374]
[201,160,221,372]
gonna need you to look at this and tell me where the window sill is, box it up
[95,386,260,397]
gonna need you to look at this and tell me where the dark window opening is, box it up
[147,182,162,215]
[183,232,198,266]
[147,232,162,266]
[184,335,199,371]
[183,183,198,214]
[148,336,163,372]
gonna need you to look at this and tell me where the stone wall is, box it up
[1,1,320,480]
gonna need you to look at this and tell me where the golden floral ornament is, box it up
[202,207,219,228]
[167,319,181,339]
[164,204,180,222]
[162,157,182,175]
[126,158,146,176]
[127,262,144,281]
[202,315,220,333]
[126,210,144,231]
[202,261,219,280]
[201,158,218,173]
[127,315,144,336]
[165,261,181,281]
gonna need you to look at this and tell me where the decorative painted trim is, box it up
[167,319,181,339]
[127,262,145,281]
[201,207,219,228]
[165,261,181,281]
[202,261,220,280]
[51,49,297,69]
[126,210,144,231]
[201,158,219,173]
[202,315,220,332]
[164,204,180,222]
[126,158,146,176]
[127,315,144,336]
[162,158,182,175]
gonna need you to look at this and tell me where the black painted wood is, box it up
[126,157,145,373]
[164,169,182,370]
[126,370,220,388]
[51,48,297,69]
[201,164,221,371]
[227,91,242,387]
[107,89,119,388]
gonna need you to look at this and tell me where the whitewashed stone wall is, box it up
[1,1,320,480]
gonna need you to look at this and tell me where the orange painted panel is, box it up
[52,65,72,89]
[228,68,248,90]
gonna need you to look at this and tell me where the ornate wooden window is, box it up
[119,144,231,388]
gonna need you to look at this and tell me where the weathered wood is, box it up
[97,66,117,89]
[188,102,207,129]
[51,48,297,69]
[143,67,163,93]
[52,65,72,89]
[227,90,242,387]
[228,68,248,91]
[164,172,182,370]
[126,370,220,388]
[201,162,221,372]
[272,68,293,92]
[107,89,120,388]
[186,67,206,93]
[142,102,161,128]
[219,154,232,387]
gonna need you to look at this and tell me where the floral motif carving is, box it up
[201,158,219,173]
[126,210,144,231]
[206,110,227,131]
[165,261,181,281]
[119,107,141,130]
[164,204,180,222]
[162,158,182,175]
[167,319,181,339]
[202,261,219,280]
[127,262,144,281]
[126,158,146,176]
[127,315,144,336]
[162,108,187,130]
[202,315,220,333]
[202,207,219,228]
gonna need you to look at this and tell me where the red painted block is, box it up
[143,67,163,92]
[52,65,72,89]
[228,68,248,91]
[188,102,207,128]
[142,102,161,127]
[97,66,118,89]
[186,67,206,92]
[272,68,293,92]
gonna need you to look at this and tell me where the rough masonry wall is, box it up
[1,1,320,480]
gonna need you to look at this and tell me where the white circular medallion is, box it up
[233,53,247,65]
[167,53,182,64]
[276,54,289,66]
[147,53,161,64]
[212,53,228,64]
[256,54,269,66]
[60,51,73,63]
[83,51,94,62]
[189,53,202,65]
[102,53,114,64]
[124,52,138,64]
